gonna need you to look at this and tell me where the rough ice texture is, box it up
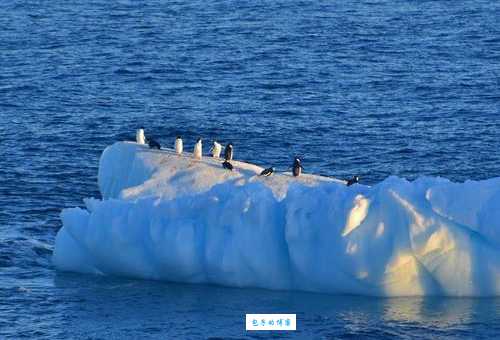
[53,142,500,296]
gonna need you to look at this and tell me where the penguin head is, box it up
[271,167,275,172]
[176,135,181,139]
[228,143,233,148]
[354,176,360,182]
[294,158,301,164]
[197,138,202,143]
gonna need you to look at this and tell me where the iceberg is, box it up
[53,142,500,296]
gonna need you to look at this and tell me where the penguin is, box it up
[260,167,274,177]
[193,138,202,159]
[211,141,222,158]
[136,127,146,144]
[224,143,233,161]
[292,158,303,177]
[222,160,233,171]
[346,176,360,186]
[175,136,183,155]
[148,138,161,149]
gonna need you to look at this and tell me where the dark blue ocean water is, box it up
[1,0,500,338]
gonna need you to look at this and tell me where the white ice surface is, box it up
[53,142,500,296]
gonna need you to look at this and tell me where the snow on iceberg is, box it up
[53,141,500,296]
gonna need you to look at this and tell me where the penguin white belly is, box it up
[193,143,202,159]
[175,139,183,154]
[212,143,221,158]
[136,129,145,144]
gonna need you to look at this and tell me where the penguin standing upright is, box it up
[193,138,202,159]
[175,136,183,155]
[292,158,303,177]
[136,127,146,144]
[211,141,222,158]
[224,143,233,161]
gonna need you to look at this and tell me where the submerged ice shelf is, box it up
[53,142,500,296]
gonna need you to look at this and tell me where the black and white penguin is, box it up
[292,158,303,177]
[193,138,202,159]
[224,143,233,161]
[260,167,275,177]
[148,138,161,149]
[136,127,146,144]
[175,136,183,155]
[211,141,222,158]
[222,160,233,171]
[346,176,360,186]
